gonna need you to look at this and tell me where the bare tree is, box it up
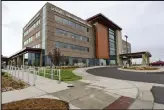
[65,58,69,66]
[82,59,86,64]
[48,48,62,66]
[73,58,78,66]
[48,48,63,79]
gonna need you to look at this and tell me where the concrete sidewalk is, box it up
[73,66,164,109]
[2,69,69,104]
[73,67,139,99]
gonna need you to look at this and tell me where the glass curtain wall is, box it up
[109,28,117,65]
[23,52,40,66]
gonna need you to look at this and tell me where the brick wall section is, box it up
[45,3,95,58]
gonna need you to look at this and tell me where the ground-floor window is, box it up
[110,60,116,65]
[23,52,41,66]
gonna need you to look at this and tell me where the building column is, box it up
[142,54,146,66]
[23,54,25,66]
[147,56,150,65]
[40,52,42,67]
[116,30,123,66]
[14,58,17,66]
[17,57,20,67]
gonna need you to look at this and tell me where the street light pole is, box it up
[124,35,128,54]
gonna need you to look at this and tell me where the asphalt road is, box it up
[151,86,164,104]
[86,67,164,104]
[86,67,164,84]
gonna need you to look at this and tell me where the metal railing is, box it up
[6,65,61,86]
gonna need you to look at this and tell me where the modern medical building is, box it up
[7,2,135,67]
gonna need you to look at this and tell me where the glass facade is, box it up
[23,52,40,66]
[109,28,117,65]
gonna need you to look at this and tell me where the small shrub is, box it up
[2,71,5,76]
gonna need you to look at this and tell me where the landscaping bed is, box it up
[123,66,160,70]
[2,98,69,110]
[2,72,29,92]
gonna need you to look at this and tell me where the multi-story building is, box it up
[122,40,131,54]
[8,2,132,66]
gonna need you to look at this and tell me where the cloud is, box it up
[3,21,23,34]
[2,1,164,61]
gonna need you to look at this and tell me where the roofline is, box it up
[86,13,122,30]
[120,51,152,57]
[47,2,92,27]
[8,47,42,59]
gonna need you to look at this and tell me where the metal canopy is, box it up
[8,47,42,59]
[120,51,152,59]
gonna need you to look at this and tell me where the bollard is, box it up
[44,67,46,77]
[22,66,24,81]
[51,69,53,80]
[33,69,36,86]
[14,67,17,78]
[27,68,29,84]
[18,67,20,79]
[58,69,61,84]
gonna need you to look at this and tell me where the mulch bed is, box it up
[2,98,69,110]
[2,73,29,92]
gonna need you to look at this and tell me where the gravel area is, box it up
[2,73,29,92]
[2,98,69,109]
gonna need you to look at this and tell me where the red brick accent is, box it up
[103,96,134,109]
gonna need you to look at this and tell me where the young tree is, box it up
[48,48,63,79]
[48,48,62,66]
[65,58,69,66]
[73,58,78,66]
[82,59,86,64]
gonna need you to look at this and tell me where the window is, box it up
[81,26,85,31]
[55,29,67,36]
[33,24,36,28]
[55,41,89,52]
[110,60,116,64]
[63,18,69,25]
[76,24,81,30]
[55,28,89,42]
[36,31,40,38]
[69,21,76,28]
[38,19,40,24]
[110,35,114,40]
[87,28,89,32]
[110,50,115,55]
[55,15,63,23]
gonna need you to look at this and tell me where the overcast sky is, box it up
[2,1,164,62]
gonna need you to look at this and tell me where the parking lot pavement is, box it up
[86,67,164,84]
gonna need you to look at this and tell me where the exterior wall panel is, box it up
[95,22,109,59]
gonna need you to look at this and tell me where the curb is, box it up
[117,68,164,73]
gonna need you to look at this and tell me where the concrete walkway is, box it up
[73,67,139,99]
[73,66,164,109]
[2,69,69,104]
